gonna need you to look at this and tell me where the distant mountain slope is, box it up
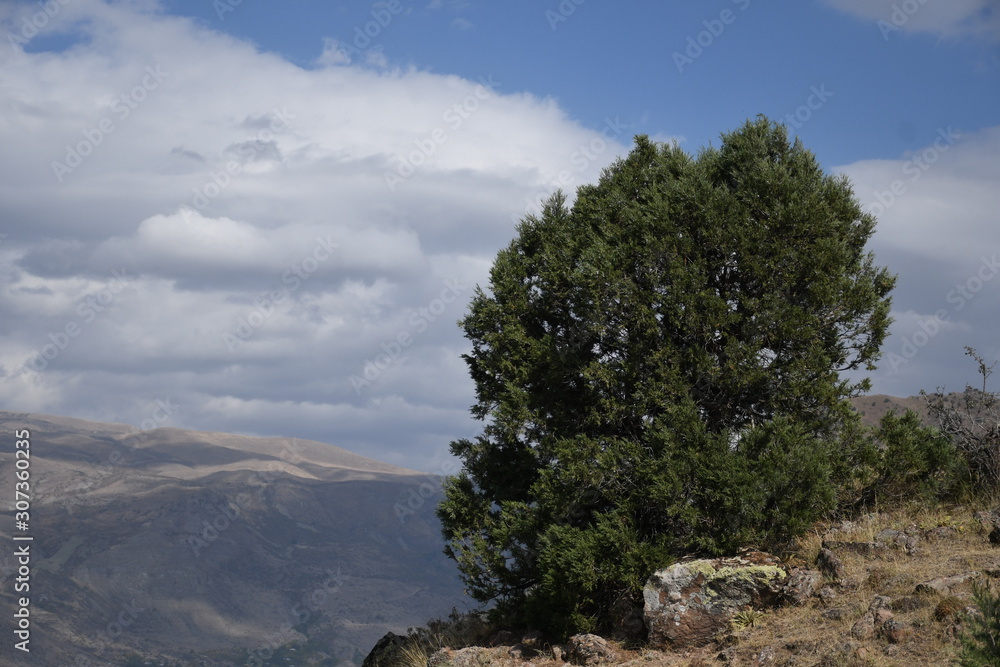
[849,393,933,428]
[0,411,470,666]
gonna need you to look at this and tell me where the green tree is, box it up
[437,117,896,636]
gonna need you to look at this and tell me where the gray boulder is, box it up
[643,550,788,649]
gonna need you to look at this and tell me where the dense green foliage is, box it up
[437,118,896,636]
[960,581,1000,666]
[857,409,962,507]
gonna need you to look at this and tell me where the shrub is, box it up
[923,347,999,498]
[959,581,1000,666]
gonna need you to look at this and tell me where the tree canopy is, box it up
[437,117,897,636]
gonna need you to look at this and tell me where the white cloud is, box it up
[0,0,630,471]
[821,0,1000,40]
[834,125,1000,395]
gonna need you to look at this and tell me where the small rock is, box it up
[427,648,453,667]
[818,586,838,605]
[874,608,894,625]
[851,615,876,640]
[429,647,492,667]
[882,619,913,644]
[754,645,778,665]
[875,529,920,555]
[821,608,846,620]
[868,595,893,613]
[717,646,738,663]
[782,569,822,605]
[915,572,980,595]
[822,540,885,557]
[816,549,845,580]
[975,510,1000,533]
[925,526,958,541]
[891,596,926,612]
[567,633,616,665]
[828,639,861,658]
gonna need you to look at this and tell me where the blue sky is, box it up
[1,0,998,472]
[151,0,1000,165]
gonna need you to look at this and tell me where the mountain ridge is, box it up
[0,410,468,666]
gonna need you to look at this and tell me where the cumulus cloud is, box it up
[2,1,992,472]
[835,125,1000,396]
[0,0,630,471]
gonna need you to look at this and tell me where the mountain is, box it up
[0,410,471,666]
[0,396,943,664]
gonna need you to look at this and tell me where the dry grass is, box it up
[420,503,1000,667]
[679,503,997,666]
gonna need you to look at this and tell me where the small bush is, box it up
[730,609,766,631]
[870,409,963,504]
[934,596,966,621]
[924,347,1000,498]
[959,581,1000,666]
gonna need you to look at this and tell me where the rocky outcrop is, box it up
[643,550,791,649]
[363,632,410,667]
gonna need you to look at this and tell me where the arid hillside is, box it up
[0,410,469,666]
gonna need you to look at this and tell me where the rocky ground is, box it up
[369,503,1000,667]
